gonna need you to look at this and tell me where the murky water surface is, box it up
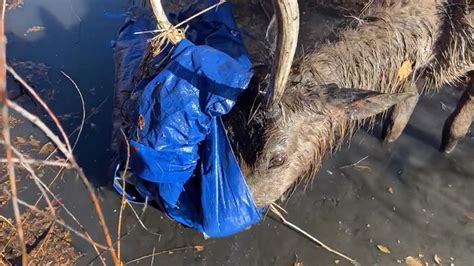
[3,0,473,265]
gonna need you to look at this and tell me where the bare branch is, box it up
[0,158,71,167]
[117,129,131,261]
[0,0,27,263]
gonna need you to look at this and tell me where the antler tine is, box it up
[149,0,182,44]
[150,0,173,30]
[265,0,300,108]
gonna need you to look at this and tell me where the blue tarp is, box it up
[111,1,261,237]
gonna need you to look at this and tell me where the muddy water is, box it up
[3,0,473,265]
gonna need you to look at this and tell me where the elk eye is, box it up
[269,154,287,169]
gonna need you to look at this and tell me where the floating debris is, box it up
[39,142,55,154]
[24,26,45,36]
[376,244,391,254]
[434,254,442,265]
[6,0,24,10]
[405,256,423,266]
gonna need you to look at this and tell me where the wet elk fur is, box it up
[224,0,473,207]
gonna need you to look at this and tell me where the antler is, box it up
[149,0,183,44]
[265,0,300,108]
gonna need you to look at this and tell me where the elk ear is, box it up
[320,84,415,120]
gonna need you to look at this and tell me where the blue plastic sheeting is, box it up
[112,1,261,237]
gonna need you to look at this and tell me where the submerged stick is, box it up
[270,204,359,265]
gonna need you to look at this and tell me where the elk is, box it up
[149,0,473,208]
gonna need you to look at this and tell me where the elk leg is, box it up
[441,75,474,153]
[383,82,420,142]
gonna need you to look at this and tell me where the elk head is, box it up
[226,0,413,208]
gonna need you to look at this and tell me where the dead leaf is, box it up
[293,261,303,266]
[377,244,391,254]
[434,254,442,265]
[465,212,474,221]
[334,260,340,264]
[28,135,40,147]
[24,26,45,36]
[39,142,55,154]
[405,256,423,266]
[388,187,394,194]
[14,136,27,145]
[138,115,145,130]
[194,245,204,252]
[398,59,413,81]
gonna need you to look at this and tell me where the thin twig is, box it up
[5,145,105,261]
[126,201,161,236]
[9,144,57,219]
[340,156,369,169]
[0,158,71,168]
[26,170,106,264]
[174,0,226,29]
[16,199,108,250]
[11,149,103,258]
[7,66,73,153]
[6,100,71,158]
[125,246,197,264]
[60,71,85,151]
[117,129,130,261]
[43,95,109,163]
[270,204,359,266]
[0,1,27,263]
[6,77,119,264]
[73,165,120,264]
[150,247,156,266]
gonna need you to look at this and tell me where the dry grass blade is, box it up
[117,129,131,261]
[125,246,197,264]
[270,204,359,266]
[60,71,85,151]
